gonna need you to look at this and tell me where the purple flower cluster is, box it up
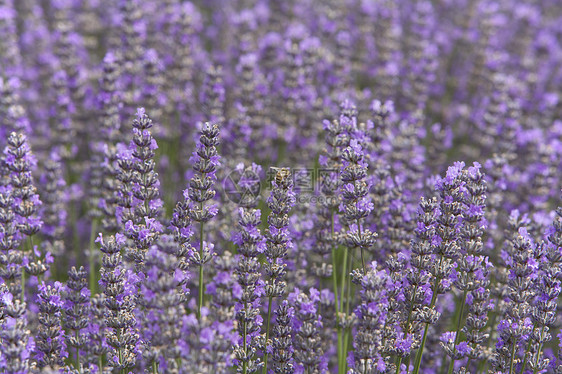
[1,1,562,374]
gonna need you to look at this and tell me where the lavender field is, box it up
[1,0,562,373]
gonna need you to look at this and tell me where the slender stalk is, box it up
[405,356,411,372]
[197,264,204,319]
[118,329,123,374]
[197,220,205,320]
[341,328,349,374]
[340,248,348,313]
[330,213,339,308]
[357,220,366,274]
[333,254,342,369]
[152,360,158,374]
[519,336,533,374]
[338,245,349,374]
[413,323,430,374]
[21,237,34,303]
[395,290,419,374]
[75,330,81,370]
[478,300,500,373]
[360,248,366,275]
[413,256,443,374]
[354,219,366,274]
[334,281,342,372]
[262,295,273,374]
[345,249,353,315]
[508,340,517,374]
[89,219,98,296]
[447,290,468,374]
[532,327,546,374]
[395,356,402,374]
[21,269,25,303]
[331,213,342,371]
[242,304,248,374]
[342,327,352,370]
[341,249,354,374]
[395,357,403,374]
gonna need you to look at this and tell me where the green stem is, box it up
[396,289,419,374]
[21,269,25,303]
[531,326,546,374]
[118,330,123,374]
[98,356,103,374]
[395,358,403,374]
[262,295,273,374]
[478,300,500,373]
[345,250,353,315]
[340,248,348,313]
[338,246,349,374]
[519,339,532,374]
[331,213,342,372]
[21,237,35,303]
[197,220,205,320]
[508,340,517,374]
[336,326,343,374]
[413,323,430,374]
[197,266,204,319]
[242,304,248,374]
[360,247,366,275]
[75,330,81,370]
[342,328,349,374]
[357,220,365,274]
[89,219,98,296]
[447,290,468,374]
[343,327,351,373]
[152,360,158,374]
[341,249,354,374]
[413,256,443,374]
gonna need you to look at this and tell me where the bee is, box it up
[270,167,291,185]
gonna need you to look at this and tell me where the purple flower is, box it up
[98,234,139,371]
[118,108,163,269]
[290,288,324,373]
[35,281,68,368]
[233,205,266,371]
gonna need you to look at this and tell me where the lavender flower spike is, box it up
[35,281,68,369]
[263,167,296,373]
[122,107,164,268]
[340,138,377,273]
[183,121,221,319]
[233,207,265,373]
[271,300,294,374]
[443,162,491,373]
[3,132,45,302]
[0,285,32,374]
[98,233,140,371]
[63,266,91,371]
[413,162,464,374]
